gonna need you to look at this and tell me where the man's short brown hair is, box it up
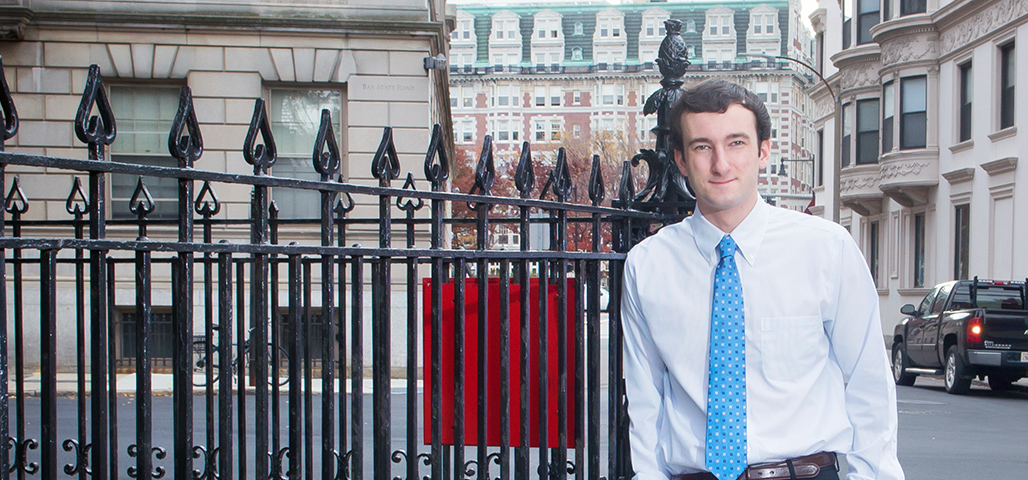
[668,79,772,151]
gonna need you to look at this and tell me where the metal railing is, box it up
[0,54,690,480]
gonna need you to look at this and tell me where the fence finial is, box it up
[588,154,605,206]
[74,65,116,153]
[129,176,155,217]
[65,177,88,215]
[617,160,635,210]
[541,147,572,202]
[371,127,401,182]
[169,86,203,167]
[4,176,27,215]
[424,124,449,191]
[243,98,277,175]
[334,190,355,218]
[194,180,221,217]
[469,135,494,197]
[397,172,424,212]
[0,56,19,151]
[312,108,340,181]
[514,141,534,198]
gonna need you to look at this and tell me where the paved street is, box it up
[10,372,1028,479]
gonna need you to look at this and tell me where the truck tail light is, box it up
[967,316,984,343]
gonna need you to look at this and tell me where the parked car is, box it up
[892,278,1028,394]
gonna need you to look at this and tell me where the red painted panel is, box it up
[422,277,577,448]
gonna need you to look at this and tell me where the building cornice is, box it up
[0,6,446,39]
[937,0,1028,58]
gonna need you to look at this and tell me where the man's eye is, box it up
[693,145,710,151]
[730,140,745,146]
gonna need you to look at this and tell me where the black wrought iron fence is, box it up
[0,44,695,480]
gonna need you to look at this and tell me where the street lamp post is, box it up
[743,54,842,223]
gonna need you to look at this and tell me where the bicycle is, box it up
[191,329,290,388]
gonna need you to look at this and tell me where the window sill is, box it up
[988,126,1017,142]
[897,288,931,297]
[948,139,974,153]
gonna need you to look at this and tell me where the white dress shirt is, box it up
[621,199,903,480]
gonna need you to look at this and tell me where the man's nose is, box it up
[710,148,729,173]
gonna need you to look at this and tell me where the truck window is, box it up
[950,283,1023,310]
[930,284,953,314]
[950,284,972,309]
[976,285,1024,310]
[918,288,938,314]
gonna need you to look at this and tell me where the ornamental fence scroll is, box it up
[0,50,694,480]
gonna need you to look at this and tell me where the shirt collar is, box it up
[689,198,769,267]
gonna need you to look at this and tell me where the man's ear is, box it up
[757,139,770,170]
[674,149,689,176]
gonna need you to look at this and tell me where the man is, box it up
[621,79,903,480]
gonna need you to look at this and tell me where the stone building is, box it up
[449,0,819,217]
[809,0,1028,336]
[0,0,452,370]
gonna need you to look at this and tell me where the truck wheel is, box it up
[987,374,1018,391]
[892,344,916,386]
[944,347,971,395]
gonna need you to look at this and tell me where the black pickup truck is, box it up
[892,278,1028,394]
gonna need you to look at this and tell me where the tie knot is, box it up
[717,235,737,260]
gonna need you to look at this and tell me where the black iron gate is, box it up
[0,20,696,480]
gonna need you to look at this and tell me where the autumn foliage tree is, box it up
[451,127,651,253]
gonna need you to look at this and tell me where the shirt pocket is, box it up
[758,315,828,381]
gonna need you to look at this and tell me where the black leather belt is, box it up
[669,452,838,480]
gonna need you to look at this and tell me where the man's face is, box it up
[673,104,770,225]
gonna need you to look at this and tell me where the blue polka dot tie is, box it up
[705,234,747,480]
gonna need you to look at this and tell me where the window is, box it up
[536,17,559,39]
[913,212,926,287]
[1000,41,1015,130]
[954,204,970,280]
[843,18,852,49]
[118,310,174,364]
[490,117,521,143]
[571,47,583,61]
[842,103,852,167]
[455,118,475,144]
[816,32,825,74]
[643,18,666,37]
[882,81,894,152]
[535,86,546,106]
[857,0,879,45]
[901,0,926,16]
[600,84,624,106]
[572,124,581,138]
[883,0,893,22]
[869,220,880,286]
[856,99,879,164]
[686,20,696,33]
[110,86,181,220]
[816,129,824,187]
[574,22,583,35]
[493,17,518,40]
[450,87,457,107]
[550,87,561,106]
[573,91,581,104]
[492,85,519,107]
[453,17,473,41]
[959,61,972,141]
[533,118,561,143]
[269,89,343,219]
[929,283,952,314]
[900,76,927,149]
[917,288,938,314]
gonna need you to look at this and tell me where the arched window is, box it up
[572,47,583,61]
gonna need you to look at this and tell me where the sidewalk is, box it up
[14,373,417,397]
